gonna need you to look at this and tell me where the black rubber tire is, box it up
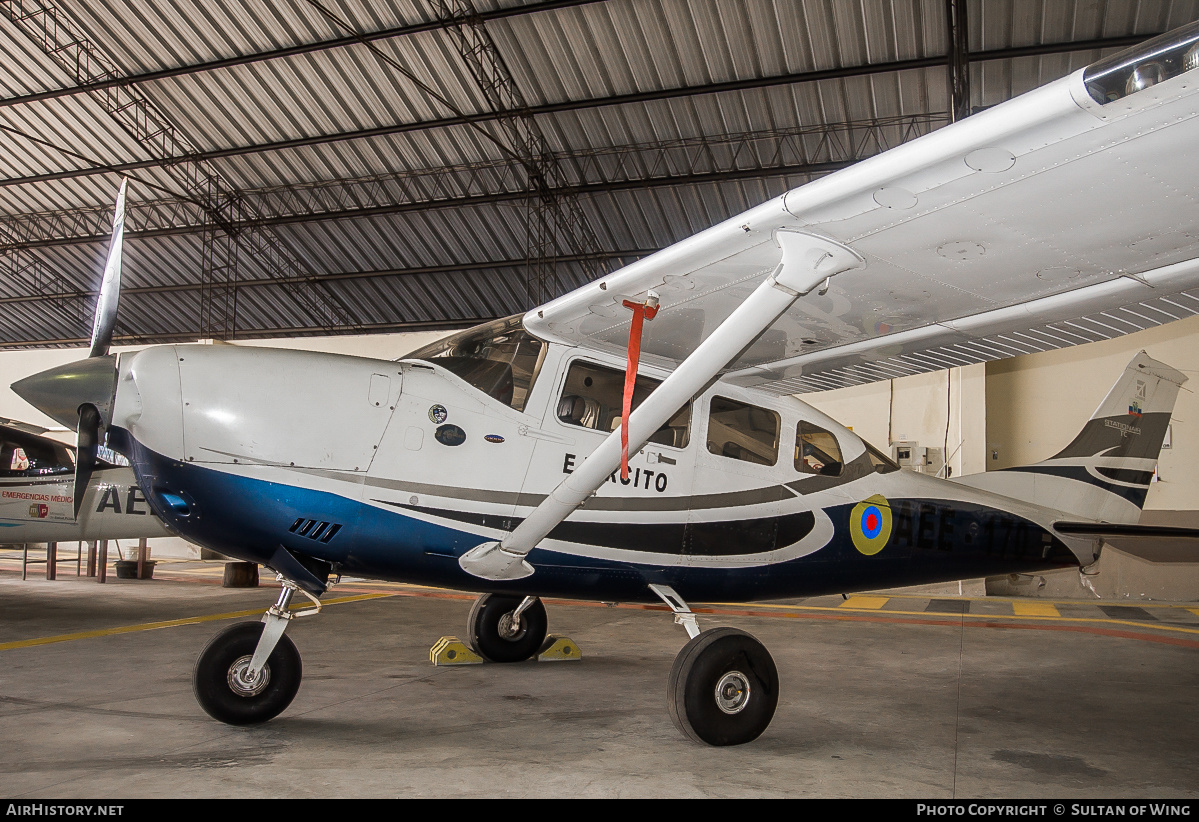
[193,621,302,725]
[467,594,548,663]
[667,627,779,746]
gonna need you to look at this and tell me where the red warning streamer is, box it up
[620,297,660,480]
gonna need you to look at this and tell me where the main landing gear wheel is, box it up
[193,621,303,725]
[467,594,548,663]
[667,627,779,746]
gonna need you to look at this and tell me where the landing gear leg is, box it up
[467,594,547,662]
[652,584,779,746]
[193,579,320,725]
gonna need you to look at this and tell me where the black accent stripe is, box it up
[378,500,816,557]
[788,450,876,494]
[1095,467,1154,485]
[587,484,796,511]
[1050,412,1171,460]
[1002,465,1149,506]
[362,473,794,512]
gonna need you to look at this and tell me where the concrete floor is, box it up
[1,559,1197,799]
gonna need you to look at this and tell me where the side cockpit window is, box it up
[707,397,779,466]
[556,360,690,449]
[796,421,843,476]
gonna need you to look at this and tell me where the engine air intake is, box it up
[289,518,342,543]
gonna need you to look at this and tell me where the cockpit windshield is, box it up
[404,315,546,412]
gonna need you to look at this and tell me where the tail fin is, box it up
[958,351,1185,523]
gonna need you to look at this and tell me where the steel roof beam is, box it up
[0,158,847,250]
[0,0,355,335]
[0,0,607,111]
[0,115,945,249]
[946,0,970,122]
[428,0,606,303]
[0,33,1150,191]
[0,251,655,310]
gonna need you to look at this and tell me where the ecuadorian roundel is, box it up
[850,494,892,556]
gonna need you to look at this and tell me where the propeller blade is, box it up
[74,404,101,520]
[88,179,127,359]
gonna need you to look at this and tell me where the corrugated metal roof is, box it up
[0,0,1195,347]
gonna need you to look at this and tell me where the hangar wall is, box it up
[799,365,987,481]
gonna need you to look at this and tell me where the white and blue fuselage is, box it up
[102,328,1087,604]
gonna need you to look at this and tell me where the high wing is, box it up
[525,24,1199,394]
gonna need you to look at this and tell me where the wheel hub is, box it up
[715,671,751,714]
[497,612,526,641]
[227,655,271,697]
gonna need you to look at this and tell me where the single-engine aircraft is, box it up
[11,24,1199,745]
[0,420,168,544]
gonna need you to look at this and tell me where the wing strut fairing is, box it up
[458,231,865,581]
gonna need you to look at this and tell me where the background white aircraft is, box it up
[11,22,1199,745]
[0,420,168,545]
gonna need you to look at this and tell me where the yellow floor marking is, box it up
[1188,608,1199,618]
[839,595,889,610]
[1012,601,1061,617]
[0,592,395,652]
[875,592,1189,612]
[707,600,1199,637]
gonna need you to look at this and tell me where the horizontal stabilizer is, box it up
[1053,522,1199,539]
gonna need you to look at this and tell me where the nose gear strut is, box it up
[243,577,322,687]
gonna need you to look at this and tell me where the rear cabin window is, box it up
[796,421,843,476]
[707,397,779,466]
[556,360,690,449]
[405,315,546,412]
[864,440,901,473]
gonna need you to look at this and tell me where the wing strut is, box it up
[459,231,865,581]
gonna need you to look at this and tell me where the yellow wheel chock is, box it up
[428,634,581,665]
[429,636,483,666]
[536,635,581,662]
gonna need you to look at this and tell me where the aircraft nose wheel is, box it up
[667,627,778,746]
[193,621,303,725]
[467,594,548,662]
